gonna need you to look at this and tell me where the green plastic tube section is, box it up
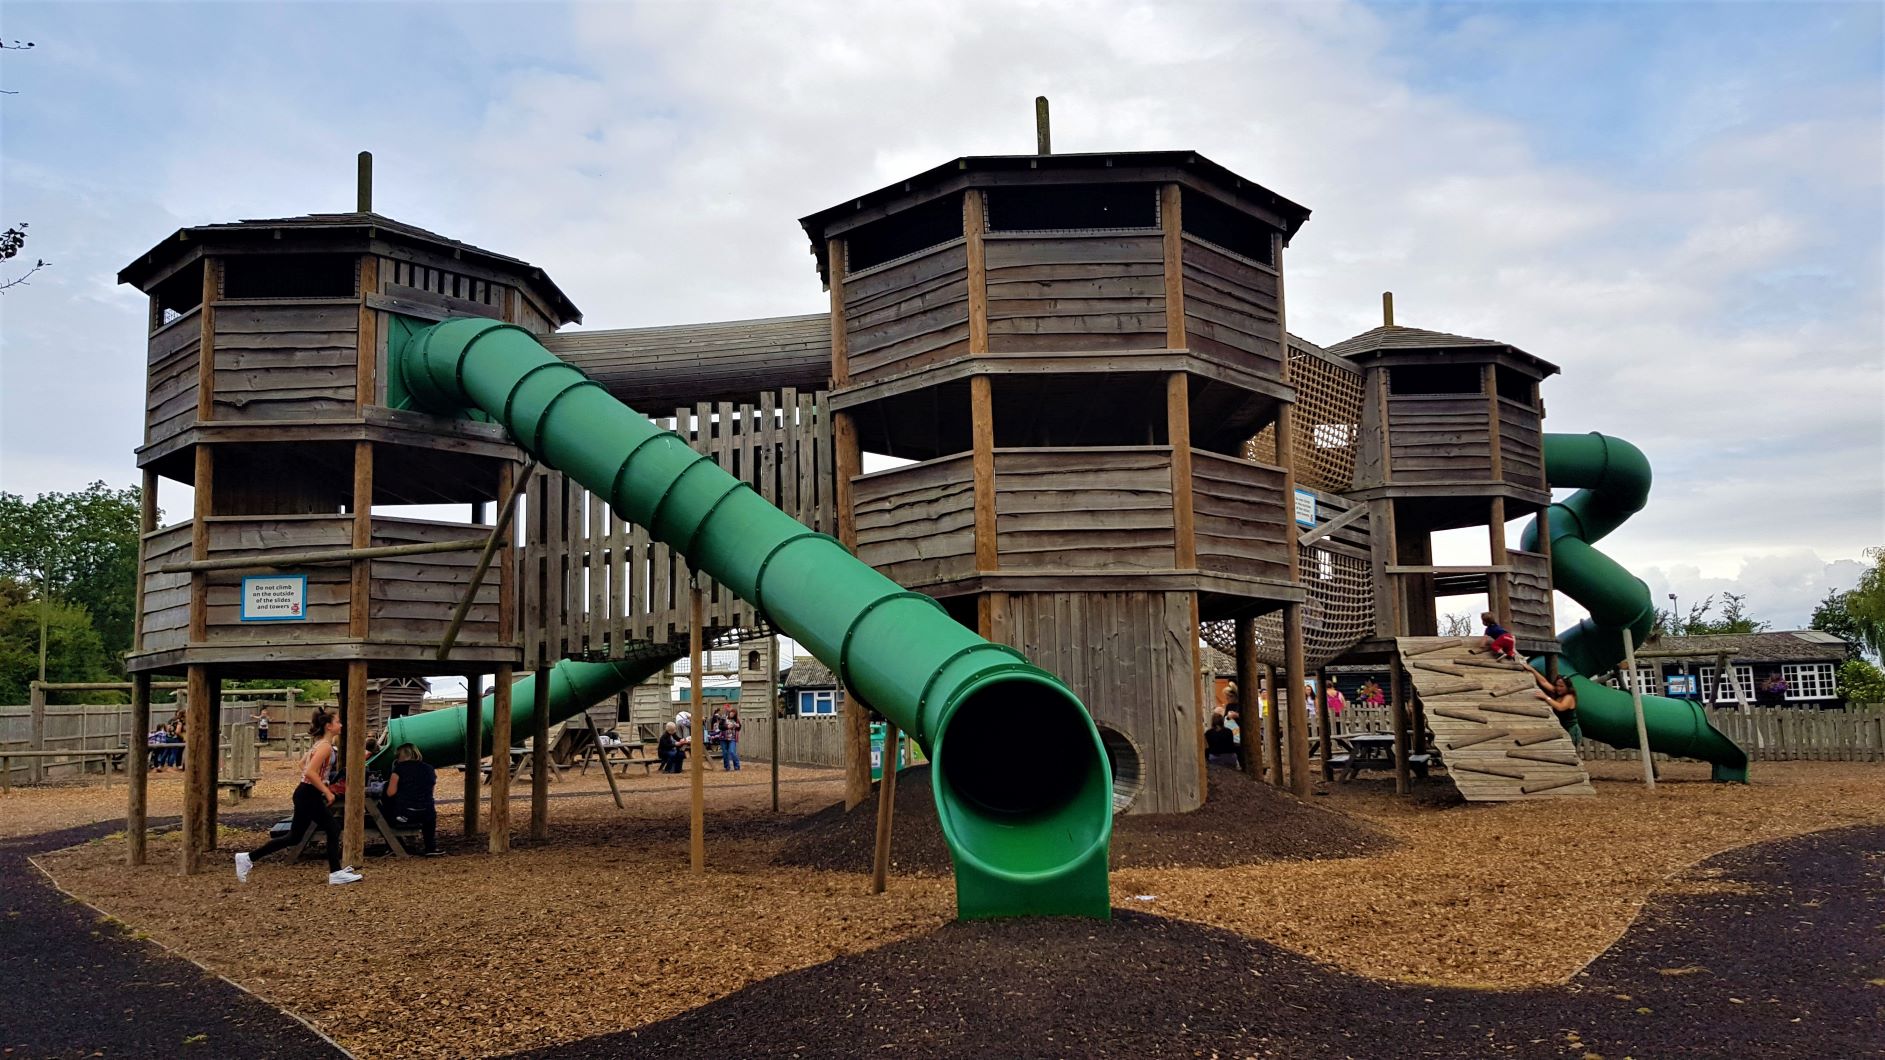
[393,317,1113,919]
[364,656,675,773]
[1521,432,1748,782]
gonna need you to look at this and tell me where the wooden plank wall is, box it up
[146,310,202,447]
[735,714,847,768]
[994,590,1201,814]
[210,301,359,420]
[983,234,1166,353]
[853,454,975,586]
[369,518,502,644]
[842,241,970,383]
[1497,397,1545,489]
[1386,395,1493,482]
[1190,450,1290,581]
[1579,707,1885,763]
[201,516,353,642]
[523,392,832,662]
[139,524,195,653]
[1507,549,1554,644]
[994,447,1176,571]
[1180,235,1283,375]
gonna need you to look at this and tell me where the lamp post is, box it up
[1667,592,1679,636]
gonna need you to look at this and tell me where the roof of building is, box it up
[542,312,831,408]
[783,656,839,690]
[1323,324,1559,378]
[1635,630,1851,664]
[118,210,581,325]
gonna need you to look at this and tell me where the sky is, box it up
[1,0,1881,669]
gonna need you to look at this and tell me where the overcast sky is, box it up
[2,1,1880,653]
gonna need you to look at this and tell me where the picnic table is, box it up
[275,790,420,860]
[1333,732,1434,781]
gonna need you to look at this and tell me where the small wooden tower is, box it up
[1327,304,1560,655]
[802,151,1313,813]
[117,171,578,871]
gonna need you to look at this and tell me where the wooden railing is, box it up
[1190,450,1290,582]
[1582,707,1885,764]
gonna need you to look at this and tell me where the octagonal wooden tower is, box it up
[802,151,1314,813]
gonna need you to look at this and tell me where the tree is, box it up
[1843,547,1885,659]
[0,581,116,703]
[1651,593,1767,637]
[1836,658,1885,706]
[224,676,337,702]
[0,482,149,676]
[1439,611,1474,637]
[1810,589,1865,657]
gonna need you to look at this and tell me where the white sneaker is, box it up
[234,852,252,883]
[327,868,363,885]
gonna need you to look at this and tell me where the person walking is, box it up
[235,709,363,885]
[720,706,742,771]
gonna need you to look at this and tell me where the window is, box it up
[1699,665,1757,704]
[150,260,204,329]
[797,690,837,716]
[987,183,1159,233]
[746,650,761,673]
[1181,188,1276,265]
[1495,366,1534,404]
[844,195,964,274]
[223,253,358,299]
[1781,663,1837,700]
[1624,664,1660,696]
[1389,364,1484,395]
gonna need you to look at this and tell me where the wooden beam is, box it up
[126,672,151,866]
[689,581,706,872]
[1193,594,1208,800]
[531,662,551,842]
[966,190,989,356]
[1234,616,1261,778]
[158,536,487,575]
[357,255,379,412]
[971,375,997,571]
[437,457,534,660]
[827,237,849,386]
[203,671,221,843]
[341,660,368,867]
[1389,661,1410,795]
[27,682,45,785]
[180,665,211,874]
[463,673,482,836]
[497,461,518,651]
[1298,502,1367,548]
[189,446,213,643]
[870,719,900,894]
[583,708,624,810]
[196,258,218,423]
[1168,373,1196,568]
[1283,602,1310,797]
[350,441,373,640]
[1263,664,1282,787]
[1161,183,1185,349]
[1034,96,1052,155]
[489,665,513,851]
[1621,629,1656,791]
[1488,496,1511,620]
[835,408,869,809]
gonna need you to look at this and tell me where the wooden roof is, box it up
[1324,324,1559,378]
[1636,631,1851,665]
[541,313,830,409]
[118,211,581,325]
[799,150,1312,285]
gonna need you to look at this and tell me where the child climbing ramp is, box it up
[1398,637,1594,802]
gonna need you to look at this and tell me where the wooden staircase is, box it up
[1397,637,1594,801]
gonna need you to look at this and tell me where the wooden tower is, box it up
[117,182,578,871]
[802,151,1314,812]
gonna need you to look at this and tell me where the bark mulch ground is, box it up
[0,818,341,1059]
[520,824,1885,1059]
[775,764,1395,875]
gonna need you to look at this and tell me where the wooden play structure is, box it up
[115,118,1640,881]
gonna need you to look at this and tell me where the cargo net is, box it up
[1202,544,1375,669]
[1246,344,1365,494]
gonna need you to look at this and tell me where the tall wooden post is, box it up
[203,671,221,843]
[341,661,368,868]
[1488,495,1510,621]
[1621,629,1656,791]
[1282,603,1310,797]
[27,682,45,785]
[870,718,900,894]
[126,672,151,865]
[489,665,513,852]
[689,582,707,872]
[831,227,873,814]
[463,675,483,835]
[531,663,551,841]
[1234,616,1262,777]
[1263,663,1283,786]
[1389,661,1411,795]
[180,664,212,874]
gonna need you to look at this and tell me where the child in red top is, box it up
[1475,611,1518,661]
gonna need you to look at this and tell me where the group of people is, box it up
[235,708,440,887]
[656,704,743,773]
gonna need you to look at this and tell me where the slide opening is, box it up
[1095,723,1144,814]
[939,677,1097,819]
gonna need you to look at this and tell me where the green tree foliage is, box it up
[1652,593,1769,637]
[0,482,147,674]
[0,582,116,703]
[1809,589,1864,657]
[223,676,337,702]
[1836,658,1885,706]
[1843,547,1885,659]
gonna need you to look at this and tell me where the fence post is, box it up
[1620,630,1655,791]
[29,682,46,785]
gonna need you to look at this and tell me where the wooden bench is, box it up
[218,778,257,801]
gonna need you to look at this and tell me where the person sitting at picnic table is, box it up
[161,719,184,770]
[1472,610,1519,661]
[658,722,685,774]
[147,725,170,772]
[1531,668,1580,735]
[1204,713,1239,768]
[379,742,439,855]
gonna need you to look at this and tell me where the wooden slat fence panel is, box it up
[1180,234,1283,376]
[986,233,1167,354]
[1578,707,1885,763]
[843,242,971,382]
[993,447,1176,572]
[1190,450,1290,580]
[1386,395,1493,482]
[854,454,976,587]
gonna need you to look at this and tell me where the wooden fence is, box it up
[734,713,846,768]
[2,689,329,786]
[1580,706,1885,764]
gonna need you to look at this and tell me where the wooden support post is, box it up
[834,408,870,810]
[1034,96,1051,155]
[350,441,373,640]
[1621,629,1656,791]
[1234,616,1262,778]
[204,671,221,841]
[180,665,211,874]
[27,682,45,785]
[489,665,514,851]
[583,709,623,810]
[1389,662,1411,795]
[1263,664,1283,787]
[770,684,781,813]
[356,150,373,212]
[870,719,900,894]
[1168,373,1196,568]
[342,661,368,868]
[1162,183,1185,349]
[688,582,706,872]
[127,672,151,865]
[531,663,551,841]
[971,375,997,571]
[463,675,483,836]
[1317,667,1335,782]
[1283,602,1310,797]
[1488,496,1510,621]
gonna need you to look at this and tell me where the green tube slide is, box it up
[365,655,677,773]
[389,317,1113,920]
[1521,432,1748,782]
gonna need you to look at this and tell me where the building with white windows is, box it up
[1631,631,1853,708]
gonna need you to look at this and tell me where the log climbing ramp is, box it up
[1397,637,1594,801]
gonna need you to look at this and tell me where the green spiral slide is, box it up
[1522,432,1748,782]
[373,317,1113,920]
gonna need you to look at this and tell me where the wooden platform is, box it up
[1397,637,1594,801]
